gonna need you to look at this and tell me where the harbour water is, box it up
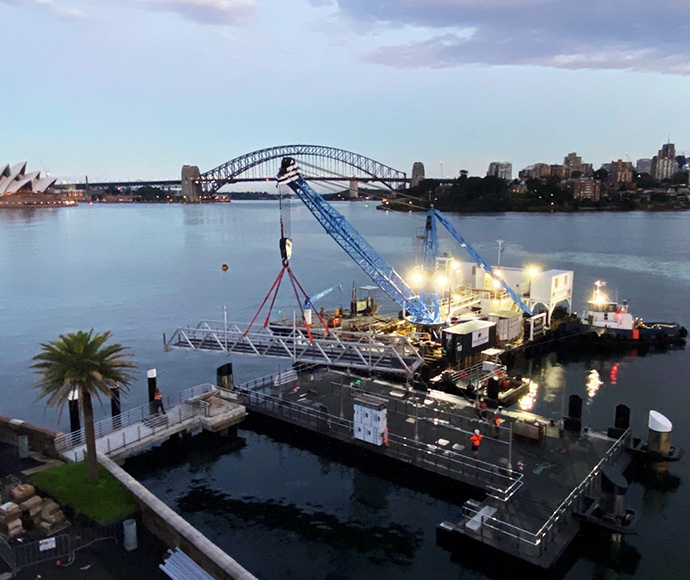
[1,203,689,579]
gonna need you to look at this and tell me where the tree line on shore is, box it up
[397,170,690,213]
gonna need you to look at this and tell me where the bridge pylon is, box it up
[349,179,359,199]
[411,162,425,188]
[181,165,202,202]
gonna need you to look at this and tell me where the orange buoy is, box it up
[222,264,229,271]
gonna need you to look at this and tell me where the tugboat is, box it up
[558,281,686,346]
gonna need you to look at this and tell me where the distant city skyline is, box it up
[2,0,690,183]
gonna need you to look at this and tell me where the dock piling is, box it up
[68,387,80,433]
[147,369,158,403]
[647,410,673,473]
[564,394,582,433]
[217,363,234,390]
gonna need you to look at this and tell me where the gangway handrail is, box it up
[55,383,215,453]
[165,321,423,377]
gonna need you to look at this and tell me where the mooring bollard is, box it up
[68,387,80,433]
[648,410,673,473]
[147,368,158,403]
[111,386,121,420]
[217,363,234,390]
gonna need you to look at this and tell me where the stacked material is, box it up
[0,501,24,539]
[11,483,35,504]
[1,484,69,537]
[38,501,66,534]
[160,548,216,580]
[20,494,44,528]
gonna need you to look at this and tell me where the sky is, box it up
[2,0,690,182]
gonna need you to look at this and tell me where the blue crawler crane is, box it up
[276,157,532,326]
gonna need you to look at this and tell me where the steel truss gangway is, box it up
[164,320,424,377]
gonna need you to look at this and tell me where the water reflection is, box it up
[0,207,62,224]
[518,379,539,412]
[610,363,619,385]
[178,485,422,564]
[586,369,603,399]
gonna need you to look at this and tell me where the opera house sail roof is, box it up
[0,162,57,195]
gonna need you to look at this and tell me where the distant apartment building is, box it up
[562,152,591,176]
[636,158,652,174]
[609,159,634,183]
[570,178,601,202]
[550,164,569,179]
[564,152,582,167]
[487,162,513,180]
[519,163,551,179]
[651,142,676,181]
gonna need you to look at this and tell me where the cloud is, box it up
[0,0,85,18]
[327,0,690,74]
[137,0,257,26]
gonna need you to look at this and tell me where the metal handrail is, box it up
[533,427,630,538]
[55,383,215,454]
[231,375,521,497]
[461,427,631,548]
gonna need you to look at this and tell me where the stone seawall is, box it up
[98,453,257,580]
[0,415,61,459]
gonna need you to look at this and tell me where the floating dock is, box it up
[230,366,632,569]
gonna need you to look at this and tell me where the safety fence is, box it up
[55,384,216,459]
[0,523,123,573]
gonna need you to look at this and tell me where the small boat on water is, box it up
[554,281,687,346]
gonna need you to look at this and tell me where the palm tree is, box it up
[32,330,137,483]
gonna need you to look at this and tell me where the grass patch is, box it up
[33,462,138,524]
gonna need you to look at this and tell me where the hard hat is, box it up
[474,429,480,435]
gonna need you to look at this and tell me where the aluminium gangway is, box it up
[164,320,424,378]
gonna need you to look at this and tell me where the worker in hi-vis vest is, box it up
[470,429,482,459]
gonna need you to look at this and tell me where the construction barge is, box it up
[220,364,680,570]
[164,158,685,570]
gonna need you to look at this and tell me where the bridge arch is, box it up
[198,145,407,193]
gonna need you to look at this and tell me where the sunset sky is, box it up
[2,0,689,182]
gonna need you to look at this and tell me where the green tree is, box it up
[32,330,137,483]
[136,185,165,201]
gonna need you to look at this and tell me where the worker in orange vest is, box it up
[493,413,502,436]
[153,387,166,415]
[470,429,482,459]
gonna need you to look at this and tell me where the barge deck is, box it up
[231,366,631,569]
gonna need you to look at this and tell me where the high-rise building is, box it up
[564,152,582,167]
[636,158,652,174]
[570,178,601,201]
[550,165,569,179]
[609,160,634,183]
[487,162,512,180]
[519,163,551,179]
[651,142,676,181]
[562,152,590,176]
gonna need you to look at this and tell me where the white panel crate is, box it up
[353,394,387,446]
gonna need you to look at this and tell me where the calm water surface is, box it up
[1,203,689,579]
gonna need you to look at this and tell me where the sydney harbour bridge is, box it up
[64,144,432,200]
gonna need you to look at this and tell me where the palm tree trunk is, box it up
[82,391,100,484]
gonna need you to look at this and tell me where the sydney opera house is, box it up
[0,162,75,207]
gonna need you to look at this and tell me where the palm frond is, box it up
[32,330,138,415]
